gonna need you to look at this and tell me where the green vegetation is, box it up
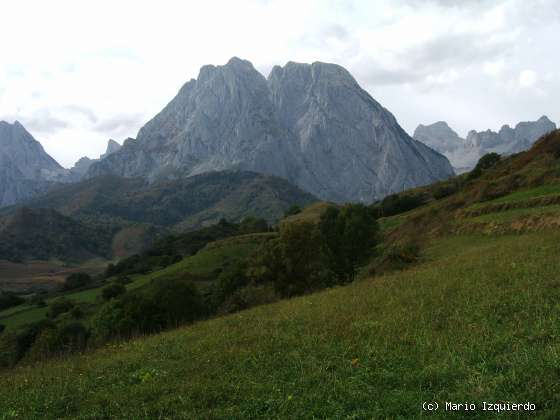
[0,208,113,263]
[1,232,559,417]
[2,132,560,417]
[467,152,501,180]
[478,184,560,205]
[62,273,93,291]
[0,292,24,311]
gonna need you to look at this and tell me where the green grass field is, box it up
[1,231,558,418]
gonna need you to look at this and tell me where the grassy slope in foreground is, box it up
[1,232,559,418]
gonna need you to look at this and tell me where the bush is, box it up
[70,306,84,319]
[212,262,250,308]
[284,205,302,217]
[63,273,93,291]
[56,322,89,351]
[27,322,89,361]
[0,324,5,334]
[101,283,126,301]
[468,153,501,180]
[372,193,426,217]
[432,181,460,200]
[29,294,47,307]
[92,277,205,340]
[219,283,277,314]
[47,299,75,319]
[0,321,58,367]
[116,275,133,285]
[369,241,421,276]
[0,292,25,311]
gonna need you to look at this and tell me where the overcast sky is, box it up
[1,0,559,167]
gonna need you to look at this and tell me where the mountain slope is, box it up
[0,207,113,262]
[5,170,317,231]
[414,116,557,173]
[87,57,454,202]
[0,121,68,206]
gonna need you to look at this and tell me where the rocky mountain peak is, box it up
[415,116,557,174]
[86,57,454,202]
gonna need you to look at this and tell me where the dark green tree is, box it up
[101,283,126,301]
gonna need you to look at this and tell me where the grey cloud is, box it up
[13,110,69,134]
[94,113,144,136]
[62,105,98,123]
[355,30,512,87]
[405,32,509,71]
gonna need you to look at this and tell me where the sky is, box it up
[1,0,559,167]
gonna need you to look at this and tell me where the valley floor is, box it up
[1,231,559,418]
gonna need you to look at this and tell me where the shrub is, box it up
[27,322,89,361]
[432,181,459,200]
[0,292,25,311]
[212,262,250,307]
[63,273,93,291]
[284,205,302,217]
[56,322,89,351]
[468,152,501,180]
[29,294,47,307]
[0,321,58,367]
[116,275,133,285]
[219,283,277,314]
[70,306,84,319]
[47,299,74,319]
[92,277,205,340]
[372,193,426,217]
[101,283,126,301]
[369,241,421,276]
[0,324,5,334]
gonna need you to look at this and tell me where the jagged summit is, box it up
[0,121,69,206]
[414,116,557,173]
[87,57,453,202]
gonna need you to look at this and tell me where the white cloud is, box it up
[519,70,538,88]
[483,59,506,76]
[0,0,559,166]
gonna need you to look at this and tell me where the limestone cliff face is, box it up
[87,57,454,202]
[0,121,67,206]
[414,116,557,174]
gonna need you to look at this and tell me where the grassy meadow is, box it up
[1,232,559,418]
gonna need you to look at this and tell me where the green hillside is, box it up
[0,208,113,262]
[5,170,317,231]
[0,232,558,418]
[1,132,560,417]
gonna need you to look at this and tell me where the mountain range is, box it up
[85,57,454,202]
[413,116,557,173]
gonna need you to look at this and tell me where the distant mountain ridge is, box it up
[68,139,123,178]
[0,170,317,261]
[414,116,557,173]
[0,121,69,207]
[87,57,454,202]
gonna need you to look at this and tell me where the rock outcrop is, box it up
[0,121,67,206]
[414,116,557,173]
[87,58,454,202]
[69,139,123,179]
